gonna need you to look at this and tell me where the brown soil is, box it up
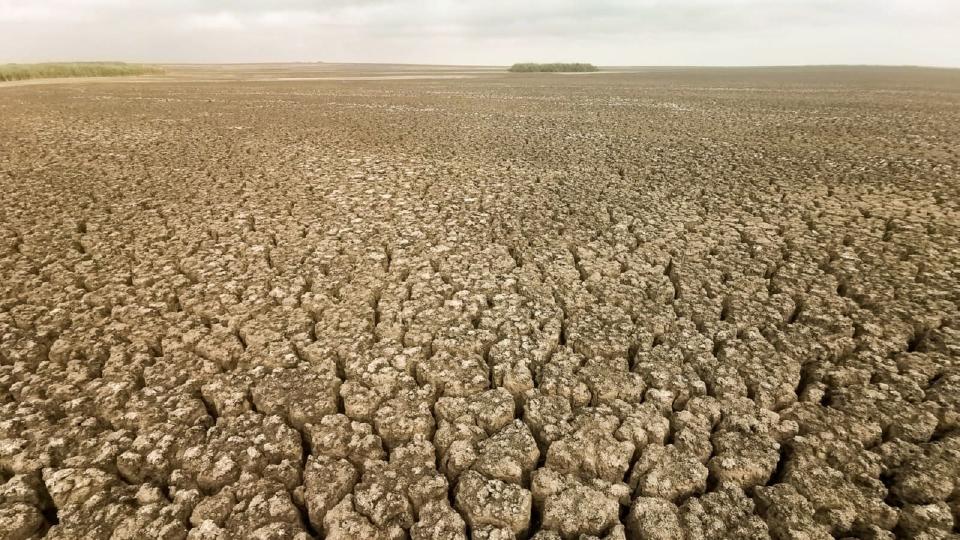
[1,64,959,539]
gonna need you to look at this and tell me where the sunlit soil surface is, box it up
[1,64,959,539]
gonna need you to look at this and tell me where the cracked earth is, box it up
[1,65,959,539]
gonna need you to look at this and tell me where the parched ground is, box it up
[1,65,959,539]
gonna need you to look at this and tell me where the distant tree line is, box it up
[508,63,599,73]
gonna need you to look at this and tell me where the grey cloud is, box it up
[0,0,958,66]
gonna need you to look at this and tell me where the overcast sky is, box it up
[1,0,958,66]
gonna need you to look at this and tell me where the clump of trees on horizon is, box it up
[508,63,599,73]
[0,62,163,82]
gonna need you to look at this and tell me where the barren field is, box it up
[1,64,959,539]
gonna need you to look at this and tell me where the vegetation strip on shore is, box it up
[508,62,599,72]
[0,62,162,82]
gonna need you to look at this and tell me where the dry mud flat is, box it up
[1,66,959,539]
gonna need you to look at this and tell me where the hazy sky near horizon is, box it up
[1,0,958,66]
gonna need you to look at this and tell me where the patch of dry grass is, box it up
[0,62,163,82]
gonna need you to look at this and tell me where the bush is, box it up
[0,62,163,82]
[508,63,599,73]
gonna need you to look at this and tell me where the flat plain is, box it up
[1,64,959,539]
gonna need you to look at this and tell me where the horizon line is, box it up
[4,60,960,70]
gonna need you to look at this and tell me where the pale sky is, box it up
[1,0,958,67]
